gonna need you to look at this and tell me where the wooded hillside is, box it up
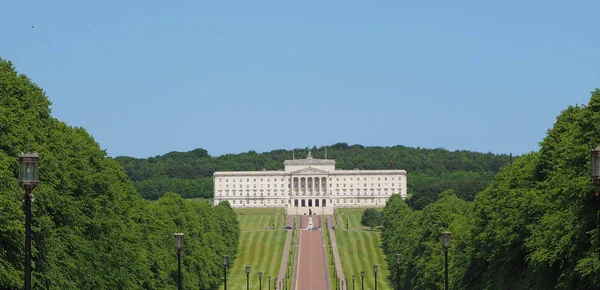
[0,59,240,289]
[115,143,512,208]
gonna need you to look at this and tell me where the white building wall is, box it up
[213,158,407,210]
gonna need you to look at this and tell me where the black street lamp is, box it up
[442,231,451,290]
[373,265,378,290]
[592,146,600,192]
[274,276,278,290]
[352,274,355,290]
[246,265,251,290]
[360,271,365,290]
[174,233,184,290]
[591,146,600,207]
[341,278,344,290]
[18,152,39,290]
[395,253,401,290]
[268,276,271,290]
[345,278,348,290]
[223,255,228,290]
[259,271,263,290]
[592,147,600,280]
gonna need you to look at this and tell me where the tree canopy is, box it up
[0,59,240,289]
[360,208,382,230]
[381,89,600,289]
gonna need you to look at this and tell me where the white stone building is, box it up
[212,152,407,214]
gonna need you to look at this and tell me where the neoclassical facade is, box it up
[212,152,407,214]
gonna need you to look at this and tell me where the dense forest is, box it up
[0,59,240,289]
[115,141,512,209]
[382,89,600,289]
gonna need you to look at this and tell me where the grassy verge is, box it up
[226,209,287,289]
[335,208,392,290]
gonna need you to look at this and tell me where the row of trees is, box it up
[381,89,600,289]
[115,138,512,207]
[0,59,240,289]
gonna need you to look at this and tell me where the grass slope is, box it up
[226,209,286,289]
[335,208,392,290]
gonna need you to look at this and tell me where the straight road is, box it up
[296,228,328,290]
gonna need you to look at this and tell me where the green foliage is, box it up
[381,89,600,289]
[0,59,240,289]
[114,143,511,203]
[361,208,382,230]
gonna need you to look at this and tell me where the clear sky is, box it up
[3,1,599,158]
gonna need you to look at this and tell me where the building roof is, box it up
[283,158,335,166]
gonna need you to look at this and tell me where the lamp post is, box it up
[352,274,355,290]
[442,231,451,290]
[591,146,600,205]
[18,152,39,290]
[345,278,348,290]
[360,271,365,290]
[223,255,228,290]
[174,233,184,290]
[373,265,378,290]
[341,278,344,290]
[246,265,251,290]
[268,276,271,290]
[285,272,289,290]
[591,147,600,285]
[259,272,263,290]
[274,276,278,290]
[395,253,401,290]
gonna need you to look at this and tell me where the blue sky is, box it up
[3,1,599,158]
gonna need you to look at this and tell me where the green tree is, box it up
[361,208,382,230]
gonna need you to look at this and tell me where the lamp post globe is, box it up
[174,233,184,290]
[373,265,378,290]
[360,271,365,290]
[592,146,600,193]
[246,265,251,290]
[18,152,39,290]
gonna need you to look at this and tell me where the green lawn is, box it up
[225,209,287,289]
[335,208,392,290]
